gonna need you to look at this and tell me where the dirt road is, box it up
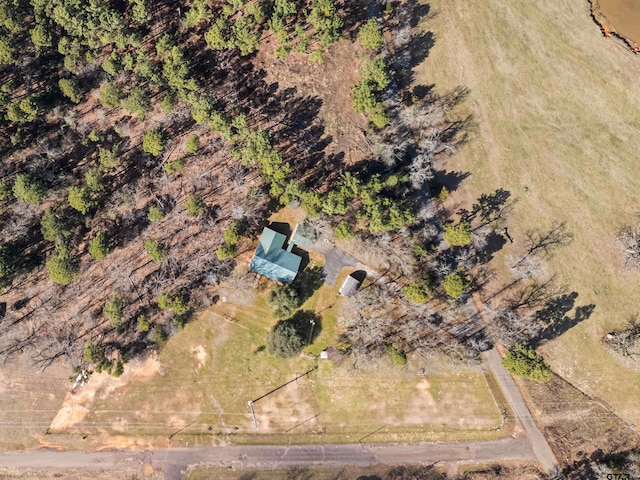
[0,436,535,478]
[484,348,560,477]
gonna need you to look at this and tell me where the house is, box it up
[339,274,362,298]
[249,227,302,284]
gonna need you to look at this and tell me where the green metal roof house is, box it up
[249,227,302,284]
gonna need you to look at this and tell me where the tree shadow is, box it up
[533,292,596,346]
[432,169,470,193]
[477,230,507,264]
[289,310,322,345]
[292,265,324,303]
[459,188,516,228]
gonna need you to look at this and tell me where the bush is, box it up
[100,82,122,108]
[223,222,243,246]
[46,245,79,285]
[103,295,125,328]
[83,342,104,363]
[144,239,166,263]
[58,78,83,103]
[99,146,120,169]
[13,173,45,204]
[334,220,355,240]
[185,194,206,216]
[41,209,72,243]
[215,243,236,260]
[85,167,105,192]
[137,315,150,332]
[357,18,384,50]
[386,344,407,365]
[68,186,96,215]
[185,134,199,153]
[163,157,185,175]
[122,86,150,119]
[157,292,189,315]
[148,206,165,222]
[402,280,430,304]
[89,231,111,261]
[267,284,301,319]
[111,358,124,377]
[161,93,176,113]
[443,269,470,299]
[502,344,553,382]
[443,221,472,246]
[266,320,304,358]
[142,128,167,156]
[361,57,391,90]
[152,324,168,344]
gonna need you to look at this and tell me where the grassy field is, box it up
[49,262,505,446]
[413,0,640,426]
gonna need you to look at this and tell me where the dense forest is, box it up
[0,0,582,380]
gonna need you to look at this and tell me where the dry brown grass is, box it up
[413,0,640,426]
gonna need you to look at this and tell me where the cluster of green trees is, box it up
[282,171,414,234]
[501,343,553,382]
[353,20,390,127]
[201,0,342,61]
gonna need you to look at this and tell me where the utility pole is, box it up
[247,401,258,431]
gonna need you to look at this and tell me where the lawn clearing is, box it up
[412,0,640,426]
[50,266,505,445]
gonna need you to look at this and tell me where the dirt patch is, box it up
[252,376,319,433]
[254,38,370,169]
[191,345,207,372]
[516,374,640,472]
[49,353,164,432]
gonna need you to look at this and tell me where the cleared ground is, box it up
[413,0,640,427]
[45,263,504,446]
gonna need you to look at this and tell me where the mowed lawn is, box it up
[75,267,504,444]
[414,0,640,424]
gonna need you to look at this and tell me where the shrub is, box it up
[357,18,384,50]
[215,243,236,260]
[443,221,472,246]
[266,320,304,358]
[386,344,407,365]
[13,173,45,204]
[267,284,301,318]
[99,146,120,169]
[41,209,72,243]
[223,222,243,245]
[443,269,470,299]
[185,194,206,216]
[161,93,176,113]
[103,295,125,328]
[185,134,199,153]
[144,239,166,263]
[89,231,111,261]
[137,315,150,332]
[122,86,150,119]
[100,82,122,108]
[111,358,124,377]
[58,78,83,103]
[361,57,391,90]
[148,206,165,222]
[308,48,325,64]
[68,186,96,215]
[402,280,430,304]
[164,157,185,175]
[46,245,79,285]
[502,344,553,382]
[152,324,168,344]
[83,342,104,363]
[334,220,355,240]
[142,128,167,156]
[85,167,105,192]
[157,292,189,315]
